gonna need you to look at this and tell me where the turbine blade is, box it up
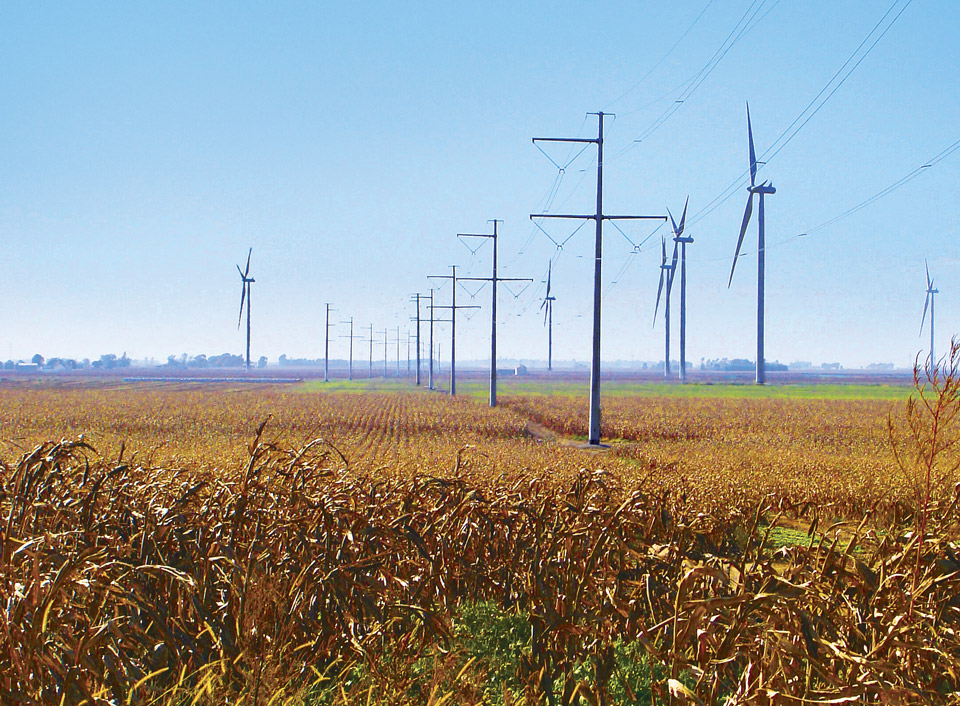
[653,268,665,326]
[544,302,549,326]
[925,259,931,289]
[546,261,552,297]
[920,292,930,335]
[667,241,679,296]
[679,196,689,235]
[244,247,252,277]
[654,237,667,324]
[238,284,246,329]
[728,194,754,287]
[237,264,244,278]
[747,102,757,187]
[667,206,679,237]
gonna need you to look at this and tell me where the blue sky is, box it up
[1,1,957,367]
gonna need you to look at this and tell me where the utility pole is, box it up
[367,323,374,378]
[339,317,361,381]
[532,112,665,445]
[406,331,411,377]
[395,326,401,376]
[428,265,479,396]
[382,328,389,377]
[324,303,334,382]
[412,294,424,385]
[428,290,435,389]
[458,220,532,407]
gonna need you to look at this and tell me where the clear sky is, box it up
[1,1,957,368]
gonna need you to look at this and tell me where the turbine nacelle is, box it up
[748,181,776,195]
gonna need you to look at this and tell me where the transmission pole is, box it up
[366,323,374,378]
[411,294,424,385]
[395,326,401,376]
[406,331,411,377]
[459,220,532,407]
[324,303,335,382]
[428,290,435,389]
[429,265,479,396]
[382,328,389,377]
[339,317,361,381]
[532,112,665,445]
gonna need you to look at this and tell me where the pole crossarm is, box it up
[531,214,666,221]
[458,277,533,283]
[532,137,598,144]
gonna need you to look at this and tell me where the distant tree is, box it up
[31,353,44,366]
[208,353,244,367]
[3,360,13,370]
[258,356,268,368]
[190,354,209,368]
[279,354,288,366]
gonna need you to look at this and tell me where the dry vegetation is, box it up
[2,351,960,704]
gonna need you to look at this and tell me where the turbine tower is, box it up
[540,261,556,371]
[654,236,678,377]
[236,248,254,371]
[668,198,693,383]
[921,260,938,367]
[728,103,776,385]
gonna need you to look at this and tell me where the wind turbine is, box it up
[920,260,938,367]
[236,248,254,371]
[668,198,693,383]
[540,261,556,371]
[654,235,678,377]
[728,103,776,385]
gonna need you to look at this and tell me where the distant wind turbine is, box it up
[540,261,556,371]
[654,235,678,377]
[236,248,254,370]
[728,102,776,385]
[668,197,693,383]
[920,260,938,366]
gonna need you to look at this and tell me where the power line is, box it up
[683,135,960,267]
[607,0,776,164]
[604,0,717,111]
[687,0,914,228]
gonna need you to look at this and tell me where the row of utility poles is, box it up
[319,111,694,447]
[423,221,532,405]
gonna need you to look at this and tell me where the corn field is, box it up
[3,354,960,704]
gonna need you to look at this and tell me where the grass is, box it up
[297,378,419,393]
[455,378,913,402]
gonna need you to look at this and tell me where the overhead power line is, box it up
[688,0,915,228]
[604,0,717,111]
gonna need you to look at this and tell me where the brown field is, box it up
[2,364,959,704]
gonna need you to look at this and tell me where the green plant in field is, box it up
[454,601,530,704]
